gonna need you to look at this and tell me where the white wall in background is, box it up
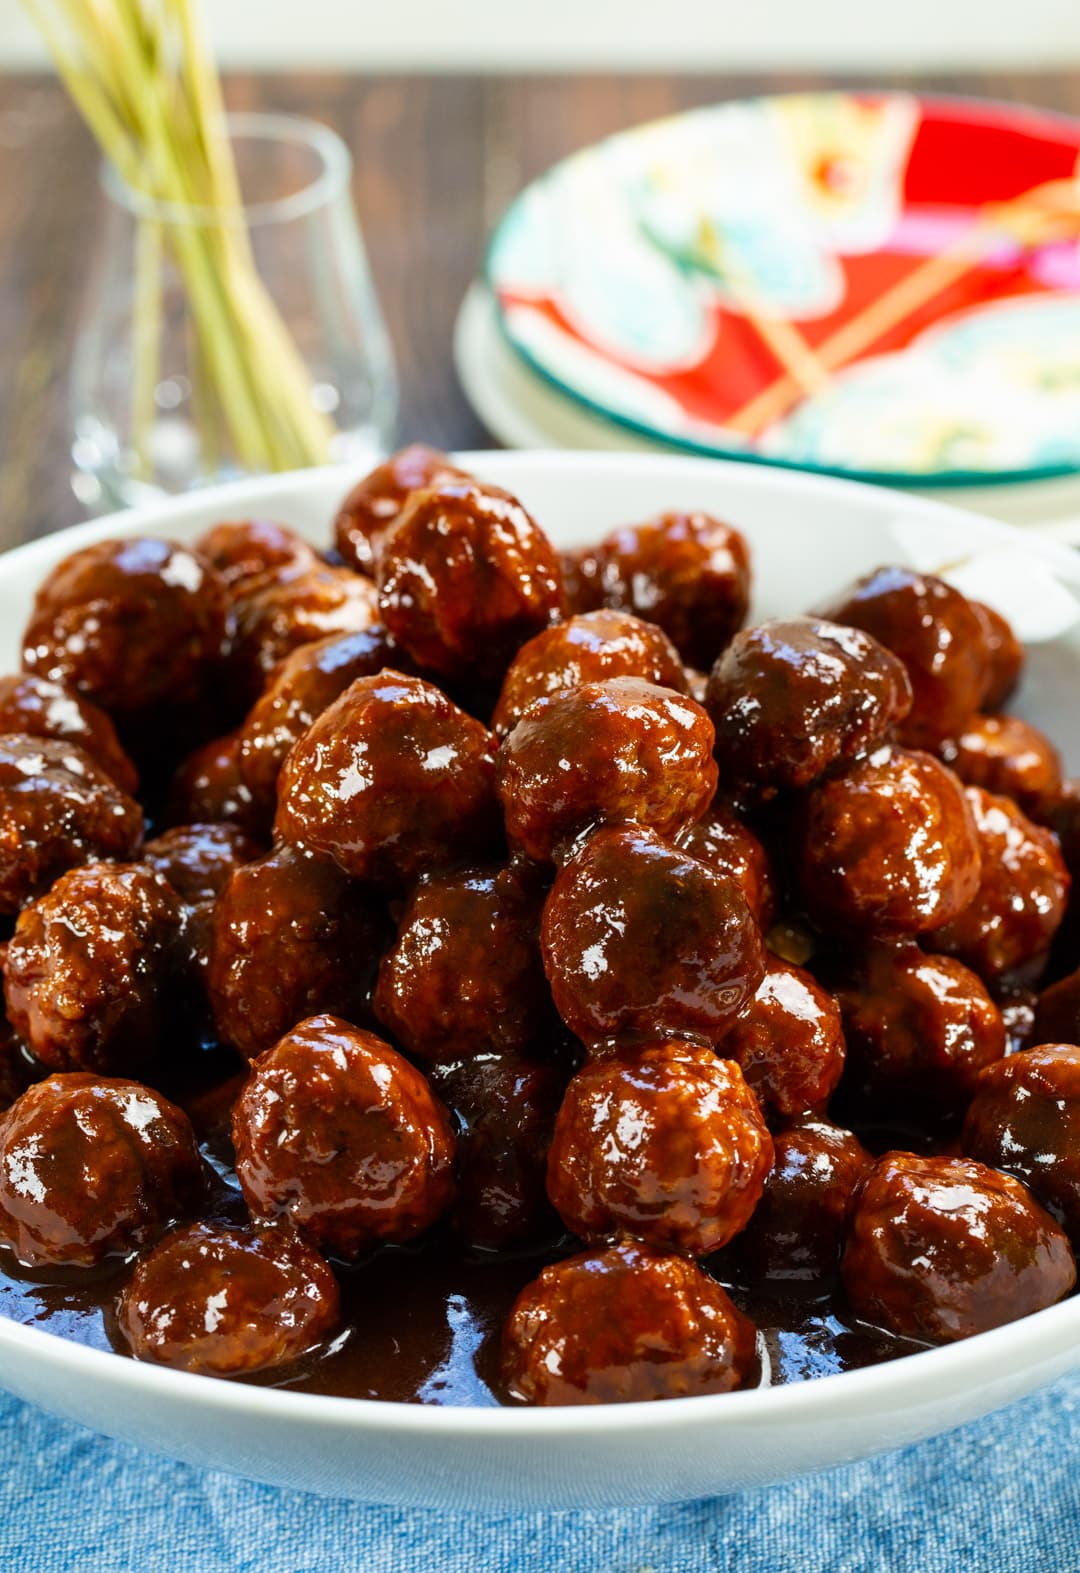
[2,0,1080,70]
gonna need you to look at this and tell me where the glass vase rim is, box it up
[99,111,353,229]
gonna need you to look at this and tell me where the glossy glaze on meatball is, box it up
[675,800,776,932]
[374,861,552,1062]
[491,610,688,738]
[377,481,565,685]
[940,714,1062,820]
[722,956,846,1127]
[228,565,380,705]
[0,735,144,915]
[208,843,387,1062]
[705,618,912,796]
[593,512,751,670]
[498,678,717,864]
[275,671,498,887]
[0,674,138,794]
[0,1074,205,1267]
[232,1014,455,1258]
[164,730,265,837]
[841,1151,1075,1342]
[501,1241,758,1405]
[972,601,1024,712]
[195,519,318,600]
[559,548,605,618]
[334,445,470,575]
[117,1220,340,1375]
[798,746,981,936]
[546,1044,773,1256]
[22,538,227,715]
[143,822,263,907]
[541,826,764,1050]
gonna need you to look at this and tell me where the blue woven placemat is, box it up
[2,1375,1076,1572]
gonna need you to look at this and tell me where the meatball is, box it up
[232,1014,455,1257]
[704,618,913,797]
[501,1241,757,1405]
[0,735,144,915]
[0,674,137,793]
[497,678,717,864]
[164,730,265,837]
[675,799,776,930]
[491,610,688,738]
[376,480,565,685]
[547,1045,773,1256]
[274,671,498,887]
[929,786,1070,984]
[429,1052,564,1251]
[559,548,604,617]
[237,625,398,815]
[834,942,1005,1122]
[999,987,1038,1057]
[0,1073,205,1267]
[797,746,981,936]
[842,1152,1075,1342]
[228,565,380,704]
[972,601,1024,712]
[4,863,185,1074]
[195,519,317,599]
[592,512,751,670]
[117,1220,340,1375]
[208,842,386,1062]
[1032,965,1080,1046]
[722,956,846,1126]
[735,1118,871,1285]
[143,823,263,907]
[22,537,227,715]
[541,826,764,1050]
[333,444,470,575]
[0,1025,38,1114]
[940,714,1062,820]
[963,1044,1080,1247]
[374,861,552,1062]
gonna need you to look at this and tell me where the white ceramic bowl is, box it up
[1,451,1079,1510]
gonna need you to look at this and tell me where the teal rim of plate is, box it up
[483,89,1080,493]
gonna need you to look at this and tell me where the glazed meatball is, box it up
[497,678,717,864]
[834,942,1005,1122]
[999,987,1038,1057]
[547,1044,773,1256]
[722,956,846,1127]
[0,674,137,793]
[164,730,264,837]
[735,1118,871,1285]
[972,601,1024,712]
[1032,964,1080,1047]
[798,746,981,936]
[208,842,386,1062]
[333,444,469,575]
[0,1021,38,1114]
[820,566,989,749]
[228,565,380,705]
[22,538,227,715]
[274,671,498,887]
[429,1052,564,1251]
[592,512,751,670]
[963,1044,1080,1247]
[0,1074,205,1268]
[4,864,185,1074]
[559,548,604,617]
[0,735,144,914]
[541,826,764,1050]
[117,1220,340,1375]
[195,519,317,599]
[236,625,398,814]
[842,1151,1075,1342]
[501,1241,757,1405]
[374,862,552,1062]
[940,714,1062,819]
[704,618,912,797]
[142,823,263,907]
[232,1014,455,1257]
[491,610,688,738]
[675,799,776,931]
[376,480,565,685]
[929,786,1070,984]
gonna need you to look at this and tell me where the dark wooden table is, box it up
[1,70,1079,549]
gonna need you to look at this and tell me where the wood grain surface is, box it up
[0,70,1078,548]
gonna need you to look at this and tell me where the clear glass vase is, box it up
[70,112,398,511]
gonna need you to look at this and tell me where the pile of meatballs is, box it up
[1,443,1080,1407]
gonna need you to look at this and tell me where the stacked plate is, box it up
[455,91,1080,534]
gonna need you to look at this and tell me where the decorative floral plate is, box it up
[486,93,1080,486]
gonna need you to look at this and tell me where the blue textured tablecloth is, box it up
[2,1376,1077,1572]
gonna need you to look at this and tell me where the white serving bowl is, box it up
[1,451,1079,1510]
